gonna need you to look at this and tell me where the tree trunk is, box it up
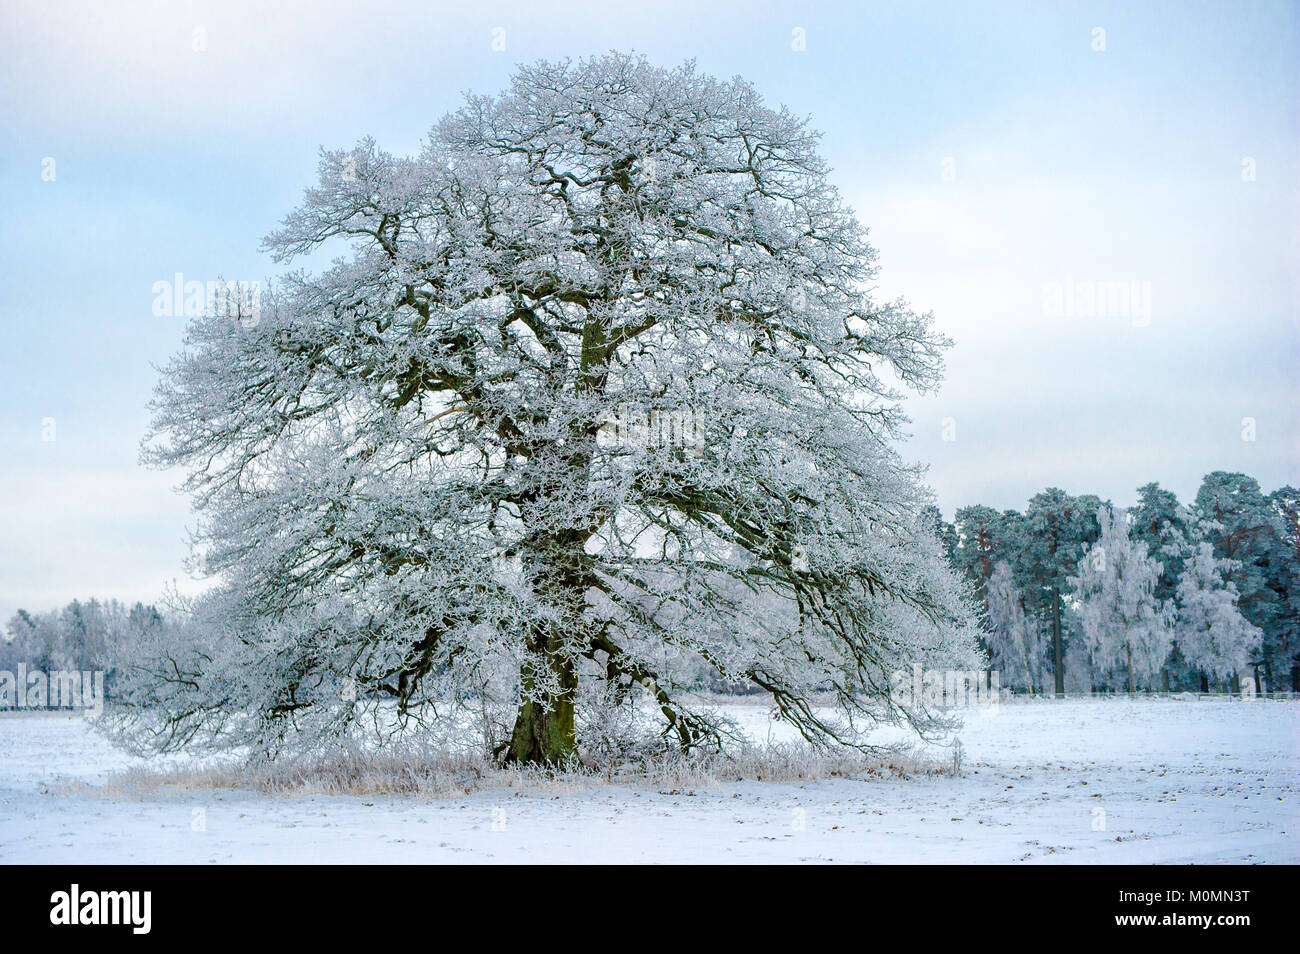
[1015,605,1036,695]
[501,291,608,767]
[1052,586,1065,697]
[1126,644,1135,693]
[506,692,576,764]
[505,628,578,765]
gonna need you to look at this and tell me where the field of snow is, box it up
[1,697,1296,863]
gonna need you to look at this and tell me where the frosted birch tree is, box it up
[1195,473,1286,686]
[122,55,979,763]
[985,560,1042,692]
[1069,505,1172,692]
[1174,542,1260,686]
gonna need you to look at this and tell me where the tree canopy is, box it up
[119,55,981,762]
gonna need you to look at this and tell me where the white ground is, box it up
[1,697,1296,863]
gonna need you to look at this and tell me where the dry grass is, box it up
[81,740,954,801]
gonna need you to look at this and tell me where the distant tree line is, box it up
[4,472,1294,707]
[930,472,1299,694]
[1,599,173,702]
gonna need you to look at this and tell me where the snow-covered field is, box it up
[0,697,1295,863]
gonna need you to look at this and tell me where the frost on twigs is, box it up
[112,54,981,765]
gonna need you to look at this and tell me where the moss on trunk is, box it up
[504,638,577,765]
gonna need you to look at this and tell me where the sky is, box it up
[0,0,1296,619]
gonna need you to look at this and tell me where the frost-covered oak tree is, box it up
[127,55,979,763]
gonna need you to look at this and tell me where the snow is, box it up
[1,697,1296,864]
